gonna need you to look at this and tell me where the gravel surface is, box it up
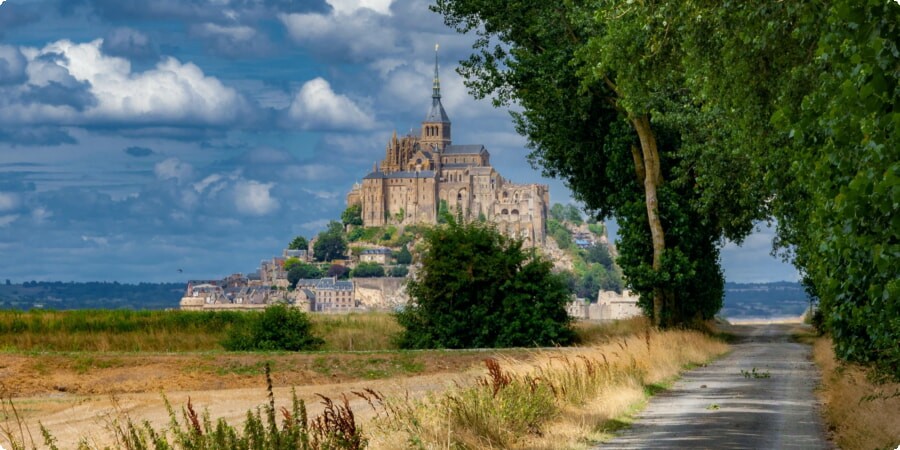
[598,323,832,449]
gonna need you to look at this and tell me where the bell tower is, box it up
[421,44,451,151]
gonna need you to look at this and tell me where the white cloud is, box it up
[287,77,375,130]
[327,0,394,16]
[6,39,247,126]
[281,163,344,181]
[233,180,279,216]
[31,207,52,224]
[278,11,400,60]
[195,23,257,41]
[0,214,19,227]
[81,235,109,246]
[154,158,194,182]
[0,192,19,211]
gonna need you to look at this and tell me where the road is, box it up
[598,323,832,449]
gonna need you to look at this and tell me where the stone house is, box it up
[360,248,392,264]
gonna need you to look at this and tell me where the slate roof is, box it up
[444,144,486,155]
[365,170,436,179]
[315,277,353,291]
[425,98,450,123]
[361,248,392,255]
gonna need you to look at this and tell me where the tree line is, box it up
[434,0,898,377]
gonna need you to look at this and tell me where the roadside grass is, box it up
[0,310,401,353]
[810,334,900,450]
[367,324,728,449]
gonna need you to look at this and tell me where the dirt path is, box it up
[598,323,832,449]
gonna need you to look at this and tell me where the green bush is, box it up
[396,219,575,349]
[389,265,409,277]
[351,262,385,278]
[223,305,323,351]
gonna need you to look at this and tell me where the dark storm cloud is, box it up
[101,28,158,60]
[123,146,154,157]
[0,127,78,147]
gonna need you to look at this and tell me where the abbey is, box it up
[346,51,549,246]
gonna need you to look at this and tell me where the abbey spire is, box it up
[421,44,451,151]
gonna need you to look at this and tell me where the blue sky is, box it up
[0,0,798,283]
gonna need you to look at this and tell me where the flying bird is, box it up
[177,269,183,273]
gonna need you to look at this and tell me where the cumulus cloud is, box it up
[327,0,393,15]
[233,180,279,216]
[154,158,194,182]
[0,214,19,227]
[1,39,248,126]
[287,77,375,130]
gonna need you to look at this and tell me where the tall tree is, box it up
[288,236,308,251]
[341,204,363,227]
[434,0,764,326]
[313,221,347,262]
[674,0,899,377]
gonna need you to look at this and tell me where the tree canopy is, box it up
[351,262,385,278]
[287,236,308,251]
[396,219,576,349]
[342,204,363,227]
[434,0,763,326]
[287,262,322,288]
[436,0,898,376]
[313,221,347,262]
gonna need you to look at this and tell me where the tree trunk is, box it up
[631,114,667,327]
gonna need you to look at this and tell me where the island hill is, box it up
[181,53,635,318]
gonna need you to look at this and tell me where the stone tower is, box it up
[420,44,451,152]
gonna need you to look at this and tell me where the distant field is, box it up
[0,309,404,352]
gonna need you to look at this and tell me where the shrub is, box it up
[223,304,323,351]
[389,265,409,277]
[351,262,385,278]
[396,219,575,349]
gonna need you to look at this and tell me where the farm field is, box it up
[0,312,729,448]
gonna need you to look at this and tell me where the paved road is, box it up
[598,323,832,449]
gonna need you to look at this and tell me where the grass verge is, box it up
[367,321,728,449]
[810,334,900,450]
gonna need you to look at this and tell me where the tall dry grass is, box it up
[310,313,402,351]
[367,323,728,449]
[812,336,900,450]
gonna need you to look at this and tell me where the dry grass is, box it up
[0,310,402,353]
[367,322,728,449]
[310,313,402,351]
[812,336,900,450]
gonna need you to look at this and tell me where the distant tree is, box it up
[326,264,350,280]
[395,246,412,265]
[390,265,409,277]
[287,263,322,288]
[585,245,614,270]
[313,221,347,262]
[549,203,566,222]
[341,204,363,227]
[351,262,385,278]
[437,200,452,224]
[222,304,323,351]
[564,204,583,224]
[288,236,308,251]
[396,219,575,349]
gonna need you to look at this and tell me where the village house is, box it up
[360,248,392,264]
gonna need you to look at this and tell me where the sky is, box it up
[0,0,798,284]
